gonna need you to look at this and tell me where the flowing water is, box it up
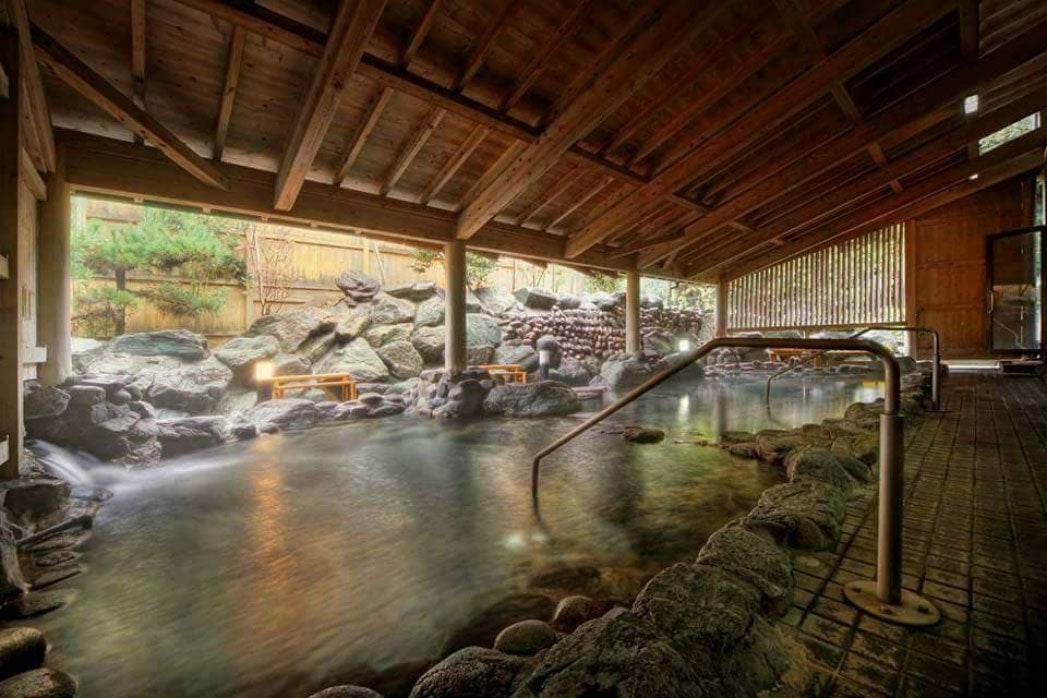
[24,374,880,697]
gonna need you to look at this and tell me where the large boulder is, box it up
[494,344,537,371]
[695,525,793,613]
[145,356,233,414]
[335,270,381,302]
[588,292,620,312]
[466,314,501,348]
[0,478,71,530]
[548,356,591,386]
[514,287,557,310]
[370,294,415,325]
[410,647,529,698]
[377,340,424,379]
[298,332,337,366]
[513,610,703,698]
[414,296,446,328]
[364,324,412,348]
[333,305,372,342]
[23,383,70,420]
[315,339,390,382]
[411,326,445,364]
[386,281,439,301]
[158,416,229,456]
[483,382,580,417]
[784,445,868,489]
[746,481,846,550]
[600,357,657,391]
[108,329,208,360]
[474,287,518,316]
[243,399,318,431]
[215,335,280,379]
[245,306,338,353]
[71,338,107,373]
[0,627,46,681]
[0,668,78,698]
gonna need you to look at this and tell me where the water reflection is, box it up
[26,375,875,697]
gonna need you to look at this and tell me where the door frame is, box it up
[984,225,1047,357]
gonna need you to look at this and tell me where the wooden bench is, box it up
[271,372,357,401]
[476,364,528,384]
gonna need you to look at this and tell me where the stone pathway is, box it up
[780,373,1047,696]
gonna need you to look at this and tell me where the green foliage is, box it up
[409,248,442,275]
[584,273,623,294]
[407,247,498,289]
[71,206,245,337]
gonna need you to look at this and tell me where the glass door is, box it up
[987,226,1045,355]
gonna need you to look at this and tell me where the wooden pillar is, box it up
[444,238,467,372]
[0,28,24,478]
[715,277,728,337]
[625,268,641,354]
[38,146,71,385]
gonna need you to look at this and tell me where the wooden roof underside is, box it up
[23,0,1047,281]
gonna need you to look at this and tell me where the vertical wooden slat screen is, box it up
[726,224,906,331]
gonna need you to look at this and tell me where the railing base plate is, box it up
[844,581,941,627]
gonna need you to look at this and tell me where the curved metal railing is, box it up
[764,326,942,411]
[530,335,935,621]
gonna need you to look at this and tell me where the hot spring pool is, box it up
[24,375,881,697]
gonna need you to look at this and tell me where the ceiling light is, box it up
[964,94,979,114]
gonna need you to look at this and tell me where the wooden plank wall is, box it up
[726,224,905,332]
[906,177,1035,359]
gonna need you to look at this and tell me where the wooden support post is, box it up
[625,268,641,355]
[445,238,467,372]
[38,145,71,384]
[716,278,728,337]
[0,28,23,478]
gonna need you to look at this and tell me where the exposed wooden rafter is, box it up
[401,0,445,67]
[419,124,489,204]
[130,0,146,144]
[6,0,54,172]
[32,24,228,189]
[455,0,518,92]
[274,0,387,210]
[381,107,445,195]
[333,86,394,188]
[457,0,721,240]
[515,163,580,226]
[545,176,613,232]
[213,25,245,161]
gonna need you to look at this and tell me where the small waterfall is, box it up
[27,440,97,485]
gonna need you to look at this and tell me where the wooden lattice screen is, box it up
[727,224,906,331]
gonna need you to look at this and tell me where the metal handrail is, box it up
[764,326,942,411]
[530,336,938,623]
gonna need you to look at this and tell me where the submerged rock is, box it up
[482,382,580,417]
[621,426,665,444]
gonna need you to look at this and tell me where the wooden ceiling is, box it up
[20,0,1047,281]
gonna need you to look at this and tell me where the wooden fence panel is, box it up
[726,224,906,332]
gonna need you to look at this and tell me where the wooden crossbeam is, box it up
[638,25,1047,267]
[686,88,1047,275]
[455,0,519,92]
[419,124,489,204]
[716,131,1046,280]
[382,107,445,195]
[515,163,580,225]
[456,0,719,240]
[333,86,393,188]
[32,24,228,189]
[213,25,245,161]
[500,0,592,112]
[565,0,954,259]
[401,0,445,67]
[130,0,146,143]
[457,140,527,210]
[273,0,386,210]
[6,0,54,172]
[545,176,614,232]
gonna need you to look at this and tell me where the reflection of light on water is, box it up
[677,394,691,422]
[504,529,550,550]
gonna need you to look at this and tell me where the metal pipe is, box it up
[530,335,929,618]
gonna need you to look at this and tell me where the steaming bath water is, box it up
[23,375,879,697]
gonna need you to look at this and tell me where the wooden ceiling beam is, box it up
[630,18,1047,266]
[401,0,445,68]
[566,0,954,259]
[273,0,386,210]
[213,25,245,161]
[130,0,146,144]
[545,176,613,232]
[32,24,228,189]
[500,0,592,112]
[59,128,635,273]
[419,124,488,204]
[684,88,1047,274]
[381,107,445,195]
[716,131,1045,280]
[455,0,519,92]
[333,86,393,188]
[457,0,719,240]
[514,163,581,225]
[6,0,54,172]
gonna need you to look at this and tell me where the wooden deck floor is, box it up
[780,373,1047,696]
